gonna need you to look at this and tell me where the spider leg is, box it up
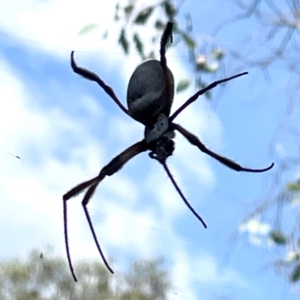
[160,22,174,110]
[161,161,207,228]
[173,123,274,172]
[63,140,148,281]
[70,51,129,116]
[160,21,173,67]
[170,72,248,121]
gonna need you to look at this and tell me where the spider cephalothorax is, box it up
[63,22,274,282]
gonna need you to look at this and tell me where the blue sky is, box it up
[0,0,299,299]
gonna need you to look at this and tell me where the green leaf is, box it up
[211,48,225,61]
[119,28,129,54]
[78,23,98,35]
[270,230,288,245]
[124,4,134,17]
[162,0,177,19]
[154,20,165,30]
[134,7,154,24]
[181,32,196,49]
[287,178,300,191]
[102,30,108,39]
[196,80,212,99]
[133,33,144,58]
[115,2,120,20]
[291,263,300,282]
[176,79,190,93]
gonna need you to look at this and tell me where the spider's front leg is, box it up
[63,140,148,282]
[170,72,248,121]
[173,123,274,172]
[70,51,129,116]
[160,22,174,112]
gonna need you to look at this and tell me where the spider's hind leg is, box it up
[63,140,148,281]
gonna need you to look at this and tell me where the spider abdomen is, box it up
[127,60,174,124]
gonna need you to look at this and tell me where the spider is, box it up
[63,22,274,282]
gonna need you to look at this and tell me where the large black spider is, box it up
[63,22,274,281]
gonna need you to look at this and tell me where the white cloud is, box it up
[239,217,271,246]
[0,0,117,52]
